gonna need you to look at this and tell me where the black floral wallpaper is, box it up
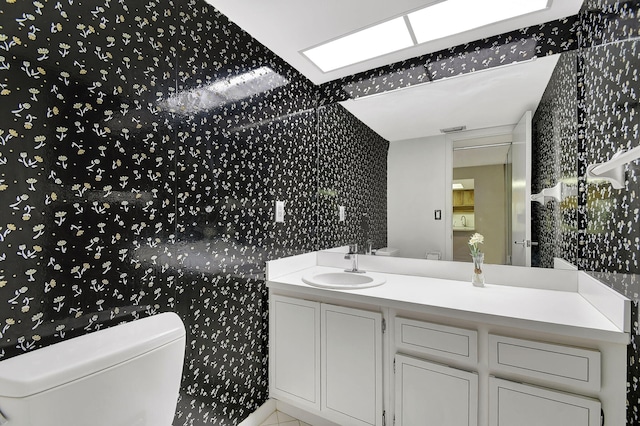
[317,104,389,253]
[172,3,321,423]
[532,51,579,269]
[579,40,640,274]
[0,0,390,424]
[1,0,179,355]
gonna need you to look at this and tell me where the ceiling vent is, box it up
[440,126,467,134]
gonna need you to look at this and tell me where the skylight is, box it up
[407,0,549,44]
[302,17,414,73]
[302,0,550,73]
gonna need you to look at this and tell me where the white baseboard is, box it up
[275,400,340,426]
[238,399,277,426]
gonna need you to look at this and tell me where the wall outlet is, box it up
[275,200,285,223]
[339,206,345,222]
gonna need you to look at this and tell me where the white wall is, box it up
[387,135,450,259]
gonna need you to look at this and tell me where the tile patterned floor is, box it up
[259,410,312,426]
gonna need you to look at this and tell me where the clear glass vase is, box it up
[471,252,485,287]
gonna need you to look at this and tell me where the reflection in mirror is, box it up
[452,136,512,265]
[342,55,560,264]
[452,178,475,232]
[332,54,561,263]
[531,50,579,270]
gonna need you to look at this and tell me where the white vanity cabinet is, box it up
[269,294,384,426]
[266,259,629,426]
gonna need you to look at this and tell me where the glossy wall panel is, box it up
[532,52,579,268]
[580,39,640,274]
[317,104,389,252]
[0,0,388,424]
[320,17,579,104]
[580,0,640,47]
[172,3,319,422]
[0,0,179,355]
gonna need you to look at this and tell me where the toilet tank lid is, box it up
[0,312,185,398]
[376,247,399,256]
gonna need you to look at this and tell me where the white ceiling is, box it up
[341,54,560,141]
[453,134,513,168]
[453,179,475,189]
[205,0,582,148]
[207,0,582,85]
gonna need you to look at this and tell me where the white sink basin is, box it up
[302,270,386,289]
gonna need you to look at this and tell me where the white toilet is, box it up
[0,312,186,426]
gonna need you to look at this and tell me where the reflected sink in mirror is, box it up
[453,226,476,232]
[302,270,386,289]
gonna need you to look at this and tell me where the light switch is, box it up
[339,206,345,222]
[434,209,442,220]
[275,200,285,223]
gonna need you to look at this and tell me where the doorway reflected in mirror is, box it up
[453,137,512,265]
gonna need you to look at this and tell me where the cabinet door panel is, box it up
[395,354,478,426]
[270,295,320,410]
[322,304,383,426]
[489,378,601,426]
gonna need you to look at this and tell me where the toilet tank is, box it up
[375,247,399,257]
[0,312,185,426]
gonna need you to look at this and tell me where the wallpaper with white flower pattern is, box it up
[0,0,390,424]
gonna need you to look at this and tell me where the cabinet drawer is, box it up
[489,377,601,426]
[395,318,478,363]
[488,335,601,392]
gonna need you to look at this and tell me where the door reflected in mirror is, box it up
[452,137,512,265]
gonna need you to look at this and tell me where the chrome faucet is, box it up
[461,215,467,227]
[344,243,365,273]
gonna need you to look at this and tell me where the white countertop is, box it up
[267,266,628,344]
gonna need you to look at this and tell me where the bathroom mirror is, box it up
[320,52,575,266]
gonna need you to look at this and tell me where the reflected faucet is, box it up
[366,239,373,255]
[345,244,365,273]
